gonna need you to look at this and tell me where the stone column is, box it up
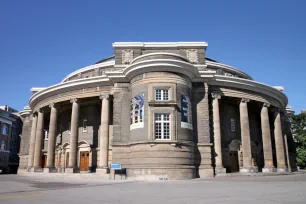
[67,99,79,173]
[33,110,44,171]
[261,103,276,172]
[45,103,58,172]
[97,95,110,173]
[239,98,255,172]
[27,113,38,170]
[211,93,226,174]
[274,110,287,172]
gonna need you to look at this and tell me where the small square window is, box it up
[155,89,169,101]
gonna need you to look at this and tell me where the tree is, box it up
[292,113,306,168]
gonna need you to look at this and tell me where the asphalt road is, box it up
[0,173,305,204]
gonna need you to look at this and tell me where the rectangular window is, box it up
[155,89,169,101]
[154,113,170,140]
[2,124,8,135]
[230,118,236,132]
[44,130,49,140]
[82,119,88,133]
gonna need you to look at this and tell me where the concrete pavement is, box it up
[0,173,306,204]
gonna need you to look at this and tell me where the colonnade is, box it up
[27,95,110,173]
[211,93,287,173]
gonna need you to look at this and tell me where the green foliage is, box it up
[292,113,306,168]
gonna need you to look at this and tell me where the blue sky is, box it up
[0,0,305,113]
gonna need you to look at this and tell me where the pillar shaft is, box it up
[27,114,37,168]
[33,110,44,168]
[274,111,286,169]
[99,95,110,168]
[239,98,252,168]
[212,93,223,168]
[69,99,79,169]
[261,103,274,168]
[47,104,58,168]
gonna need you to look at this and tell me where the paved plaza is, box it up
[0,173,306,204]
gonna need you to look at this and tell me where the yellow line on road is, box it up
[0,193,44,200]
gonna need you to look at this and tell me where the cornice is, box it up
[29,58,288,110]
[206,61,253,80]
[112,42,208,49]
[61,60,115,83]
[211,75,288,108]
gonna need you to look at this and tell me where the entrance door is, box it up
[42,155,47,168]
[66,152,69,168]
[80,151,89,171]
[229,151,239,173]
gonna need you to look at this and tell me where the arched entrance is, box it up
[228,139,242,173]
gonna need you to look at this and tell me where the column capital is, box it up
[70,98,78,103]
[99,95,110,100]
[211,93,221,100]
[49,102,59,108]
[38,108,45,113]
[241,98,250,103]
[263,102,270,108]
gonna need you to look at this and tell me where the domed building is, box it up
[18,42,296,180]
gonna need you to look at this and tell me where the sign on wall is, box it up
[181,95,192,129]
[130,94,144,130]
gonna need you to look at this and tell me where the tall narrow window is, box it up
[155,89,169,101]
[0,140,6,150]
[230,118,236,132]
[2,124,8,135]
[154,113,170,140]
[82,119,88,133]
[130,94,144,130]
[44,130,49,140]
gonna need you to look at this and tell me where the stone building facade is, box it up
[0,106,22,173]
[18,42,296,179]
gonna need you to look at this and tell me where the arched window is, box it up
[0,140,6,150]
[2,124,8,135]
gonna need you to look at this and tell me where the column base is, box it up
[65,167,79,173]
[32,167,43,172]
[239,167,258,173]
[215,167,226,175]
[277,167,288,172]
[43,167,58,173]
[262,167,277,173]
[96,167,110,174]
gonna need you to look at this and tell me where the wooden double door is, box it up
[80,151,89,171]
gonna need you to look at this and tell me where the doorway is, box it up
[80,151,89,171]
[229,151,239,173]
[66,152,69,168]
[42,155,47,168]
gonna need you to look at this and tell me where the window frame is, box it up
[154,113,171,140]
[230,118,236,132]
[2,124,8,135]
[0,140,6,150]
[155,89,169,101]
